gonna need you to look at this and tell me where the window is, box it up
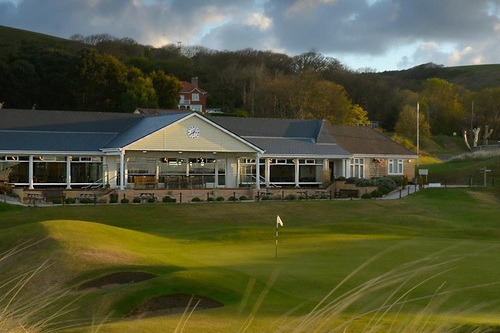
[192,93,200,101]
[388,159,404,175]
[350,158,364,178]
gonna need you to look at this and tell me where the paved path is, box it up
[382,184,420,200]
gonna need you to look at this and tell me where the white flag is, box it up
[277,215,283,227]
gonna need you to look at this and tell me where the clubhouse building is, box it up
[0,109,417,199]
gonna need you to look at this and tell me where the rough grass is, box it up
[0,189,500,332]
[419,152,500,184]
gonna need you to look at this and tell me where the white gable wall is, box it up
[127,116,259,153]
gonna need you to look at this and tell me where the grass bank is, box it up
[0,188,500,332]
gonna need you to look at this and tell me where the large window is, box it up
[34,156,66,183]
[388,159,404,175]
[299,159,322,183]
[192,93,200,101]
[0,156,29,183]
[71,157,102,183]
[270,159,295,183]
[350,158,364,178]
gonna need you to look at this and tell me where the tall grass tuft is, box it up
[449,149,500,162]
[263,245,499,333]
[0,241,85,333]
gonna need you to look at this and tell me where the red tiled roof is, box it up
[180,81,207,94]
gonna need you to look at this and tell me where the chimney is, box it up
[191,77,199,88]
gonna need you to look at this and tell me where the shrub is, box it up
[261,196,270,201]
[191,197,201,202]
[65,197,75,204]
[320,195,328,199]
[121,198,129,204]
[162,196,176,203]
[371,190,382,198]
[346,177,358,184]
[147,197,155,203]
[309,195,317,200]
[285,194,296,201]
[355,178,375,187]
[239,196,248,201]
[390,176,403,187]
[336,176,346,181]
[379,187,390,195]
[80,198,92,204]
[51,198,62,205]
[361,193,371,199]
[133,197,141,203]
[216,196,225,202]
[207,197,215,202]
[228,196,237,202]
[109,193,118,203]
[375,177,397,192]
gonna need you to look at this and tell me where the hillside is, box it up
[0,25,81,56]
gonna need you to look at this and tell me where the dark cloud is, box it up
[1,0,500,69]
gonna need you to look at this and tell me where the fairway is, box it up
[1,188,500,332]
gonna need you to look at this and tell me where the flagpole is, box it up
[275,223,278,259]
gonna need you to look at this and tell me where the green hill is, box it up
[0,25,81,57]
[1,189,500,332]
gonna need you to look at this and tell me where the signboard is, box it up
[419,169,428,176]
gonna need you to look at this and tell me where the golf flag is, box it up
[277,215,284,227]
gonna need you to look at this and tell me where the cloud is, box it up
[1,0,500,70]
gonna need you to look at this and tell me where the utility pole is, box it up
[417,102,420,167]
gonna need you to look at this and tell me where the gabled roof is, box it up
[0,109,141,153]
[211,117,350,157]
[180,81,207,94]
[103,112,192,149]
[325,124,417,156]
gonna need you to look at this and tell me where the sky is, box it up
[1,0,500,72]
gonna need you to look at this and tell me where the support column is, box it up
[66,156,72,189]
[255,154,261,189]
[119,150,125,190]
[294,158,300,187]
[236,158,240,187]
[102,156,107,186]
[28,155,34,189]
[323,159,329,183]
[265,158,270,187]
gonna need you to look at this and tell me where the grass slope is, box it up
[1,188,500,332]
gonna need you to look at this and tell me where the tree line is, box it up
[0,33,499,138]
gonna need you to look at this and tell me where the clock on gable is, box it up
[187,125,200,139]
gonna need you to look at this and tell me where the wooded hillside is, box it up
[1,25,499,138]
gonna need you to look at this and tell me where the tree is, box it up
[473,87,500,136]
[121,73,158,112]
[76,48,127,111]
[149,71,182,109]
[395,105,431,141]
[420,78,466,135]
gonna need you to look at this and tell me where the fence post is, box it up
[282,190,284,201]
[305,191,308,201]
[399,189,402,198]
[329,191,332,200]
[180,192,182,204]
[207,192,210,202]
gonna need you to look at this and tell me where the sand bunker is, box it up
[126,293,223,318]
[78,272,157,292]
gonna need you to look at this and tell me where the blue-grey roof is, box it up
[246,137,350,157]
[103,112,190,149]
[210,117,348,157]
[0,130,116,152]
[211,117,324,139]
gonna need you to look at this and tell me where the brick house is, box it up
[178,77,207,114]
